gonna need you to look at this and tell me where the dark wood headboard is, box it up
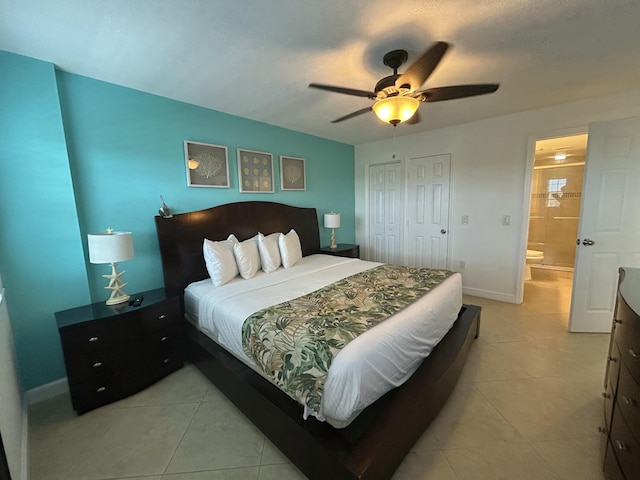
[154,201,321,297]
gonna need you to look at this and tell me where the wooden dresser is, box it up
[56,288,183,414]
[603,267,640,480]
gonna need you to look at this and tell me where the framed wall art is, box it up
[184,141,230,188]
[279,156,306,191]
[237,149,274,193]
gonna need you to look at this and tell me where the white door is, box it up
[405,154,451,269]
[368,162,403,264]
[569,117,640,332]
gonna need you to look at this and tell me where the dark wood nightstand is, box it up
[56,288,183,414]
[320,243,360,259]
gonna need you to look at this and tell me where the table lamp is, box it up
[87,229,134,305]
[324,212,340,249]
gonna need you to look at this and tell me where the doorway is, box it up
[523,133,588,321]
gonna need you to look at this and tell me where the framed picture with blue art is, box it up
[280,156,306,191]
[237,148,274,193]
[184,141,230,188]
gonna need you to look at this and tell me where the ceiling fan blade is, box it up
[395,41,449,92]
[331,106,373,123]
[417,84,499,102]
[309,83,376,99]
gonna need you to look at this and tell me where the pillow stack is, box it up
[203,229,303,286]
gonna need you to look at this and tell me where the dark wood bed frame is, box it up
[155,201,480,480]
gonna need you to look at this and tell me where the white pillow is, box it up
[234,235,261,279]
[279,229,302,268]
[258,232,282,273]
[203,234,239,286]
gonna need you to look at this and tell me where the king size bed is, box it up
[155,201,480,479]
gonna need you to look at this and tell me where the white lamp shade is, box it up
[324,213,341,229]
[87,231,134,264]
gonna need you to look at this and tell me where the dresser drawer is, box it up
[69,376,121,413]
[617,363,640,443]
[604,441,626,480]
[615,296,640,382]
[60,317,134,354]
[610,405,640,478]
[605,379,615,431]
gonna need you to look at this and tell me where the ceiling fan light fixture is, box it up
[372,96,420,125]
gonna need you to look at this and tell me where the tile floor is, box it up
[29,274,611,480]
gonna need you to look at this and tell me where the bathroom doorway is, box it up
[524,133,588,317]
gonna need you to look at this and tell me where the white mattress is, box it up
[185,254,462,427]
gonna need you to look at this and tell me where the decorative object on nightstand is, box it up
[324,212,340,249]
[87,229,134,305]
[158,195,173,218]
[55,288,183,414]
[320,243,360,259]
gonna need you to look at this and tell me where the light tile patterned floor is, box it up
[29,275,610,479]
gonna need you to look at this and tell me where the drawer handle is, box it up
[613,318,622,324]
[92,362,103,368]
[158,314,166,320]
[163,358,170,364]
[161,336,169,342]
[616,440,626,451]
[96,387,107,393]
[602,392,611,399]
[598,426,607,434]
[621,395,638,407]
[630,349,639,358]
[88,336,99,342]
[608,355,618,363]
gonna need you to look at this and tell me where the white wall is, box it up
[0,276,26,480]
[355,89,640,303]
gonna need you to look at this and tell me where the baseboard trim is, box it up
[25,378,69,406]
[462,286,517,304]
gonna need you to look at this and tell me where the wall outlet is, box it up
[461,215,469,225]
[459,260,466,269]
[502,214,511,226]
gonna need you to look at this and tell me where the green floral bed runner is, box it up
[241,264,454,417]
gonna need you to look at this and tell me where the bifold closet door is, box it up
[368,162,403,264]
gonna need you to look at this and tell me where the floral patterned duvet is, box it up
[241,264,454,418]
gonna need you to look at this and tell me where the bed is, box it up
[155,201,480,479]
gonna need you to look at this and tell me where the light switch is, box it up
[461,215,469,225]
[502,215,511,226]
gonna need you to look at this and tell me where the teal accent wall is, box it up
[0,52,91,388]
[0,51,355,389]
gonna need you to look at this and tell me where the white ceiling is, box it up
[2,0,640,145]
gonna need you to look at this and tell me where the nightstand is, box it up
[320,243,360,259]
[56,288,183,414]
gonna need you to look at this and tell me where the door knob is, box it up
[440,229,447,234]
[582,238,595,246]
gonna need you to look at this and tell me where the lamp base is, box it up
[106,294,130,306]
[330,229,337,249]
[103,262,130,305]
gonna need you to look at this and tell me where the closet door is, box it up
[405,154,451,269]
[368,162,403,264]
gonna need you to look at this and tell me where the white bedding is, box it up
[184,254,462,427]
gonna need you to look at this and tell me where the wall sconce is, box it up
[372,96,420,125]
[87,229,134,305]
[323,212,341,249]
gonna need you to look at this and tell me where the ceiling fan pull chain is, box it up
[392,125,397,159]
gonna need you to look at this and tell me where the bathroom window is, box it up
[547,178,567,207]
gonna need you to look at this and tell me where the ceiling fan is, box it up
[309,41,499,126]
